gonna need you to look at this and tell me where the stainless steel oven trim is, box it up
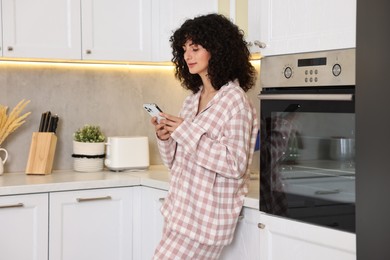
[258,93,354,101]
[260,48,355,88]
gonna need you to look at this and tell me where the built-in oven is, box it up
[259,48,355,233]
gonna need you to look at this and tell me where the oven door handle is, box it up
[258,93,354,101]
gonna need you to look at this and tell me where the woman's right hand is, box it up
[151,117,170,141]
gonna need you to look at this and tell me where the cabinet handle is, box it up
[238,215,244,221]
[85,49,92,54]
[158,198,165,203]
[254,40,267,49]
[258,223,266,229]
[7,46,13,51]
[76,196,112,202]
[0,202,24,209]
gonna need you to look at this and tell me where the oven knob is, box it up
[284,67,293,79]
[332,64,342,77]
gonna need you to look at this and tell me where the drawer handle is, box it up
[314,189,340,195]
[0,202,24,209]
[76,196,112,202]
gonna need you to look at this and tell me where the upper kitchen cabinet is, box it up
[81,0,152,61]
[1,0,152,62]
[1,0,81,60]
[258,0,356,56]
[231,0,264,56]
[152,0,219,62]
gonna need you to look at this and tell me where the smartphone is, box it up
[143,103,164,122]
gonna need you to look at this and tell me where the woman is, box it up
[151,13,258,259]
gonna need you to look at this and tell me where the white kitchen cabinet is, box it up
[0,193,48,260]
[246,0,264,55]
[49,187,133,260]
[230,0,264,55]
[220,207,261,260]
[133,186,167,260]
[81,0,152,62]
[258,0,356,56]
[1,0,152,61]
[1,0,81,60]
[152,0,219,61]
[259,212,356,260]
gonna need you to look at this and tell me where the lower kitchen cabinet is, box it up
[49,187,133,260]
[259,212,356,260]
[0,183,357,260]
[0,193,49,260]
[220,207,262,260]
[133,186,167,259]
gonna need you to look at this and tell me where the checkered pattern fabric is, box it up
[153,229,224,260]
[157,80,258,246]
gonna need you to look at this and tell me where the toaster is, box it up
[105,136,149,171]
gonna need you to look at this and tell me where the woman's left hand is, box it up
[160,113,184,133]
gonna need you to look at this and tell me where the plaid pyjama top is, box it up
[157,80,258,246]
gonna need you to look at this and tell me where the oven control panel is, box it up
[261,48,355,88]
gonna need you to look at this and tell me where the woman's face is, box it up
[183,40,211,77]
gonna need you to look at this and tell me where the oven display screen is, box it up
[298,57,327,67]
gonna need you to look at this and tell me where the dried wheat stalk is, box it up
[0,99,31,146]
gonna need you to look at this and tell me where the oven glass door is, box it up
[260,87,355,233]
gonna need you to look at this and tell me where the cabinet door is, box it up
[246,0,264,55]
[233,0,264,55]
[82,0,152,61]
[259,0,356,56]
[220,207,261,260]
[152,0,219,61]
[0,193,48,260]
[49,187,133,260]
[2,0,81,60]
[133,186,167,260]
[258,213,356,260]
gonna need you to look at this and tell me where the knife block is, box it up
[26,132,57,175]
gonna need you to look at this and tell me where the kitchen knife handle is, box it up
[51,115,59,133]
[38,112,47,132]
[43,111,51,132]
[47,116,54,133]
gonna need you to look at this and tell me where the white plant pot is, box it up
[73,141,105,172]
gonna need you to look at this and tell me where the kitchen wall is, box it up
[0,61,260,173]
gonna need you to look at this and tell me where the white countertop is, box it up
[0,165,260,210]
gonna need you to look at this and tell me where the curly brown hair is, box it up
[170,13,256,94]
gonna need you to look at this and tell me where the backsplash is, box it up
[0,61,260,173]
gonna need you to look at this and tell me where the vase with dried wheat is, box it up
[0,99,31,175]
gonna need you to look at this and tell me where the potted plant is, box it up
[72,124,106,172]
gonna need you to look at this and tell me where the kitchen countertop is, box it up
[0,165,260,210]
